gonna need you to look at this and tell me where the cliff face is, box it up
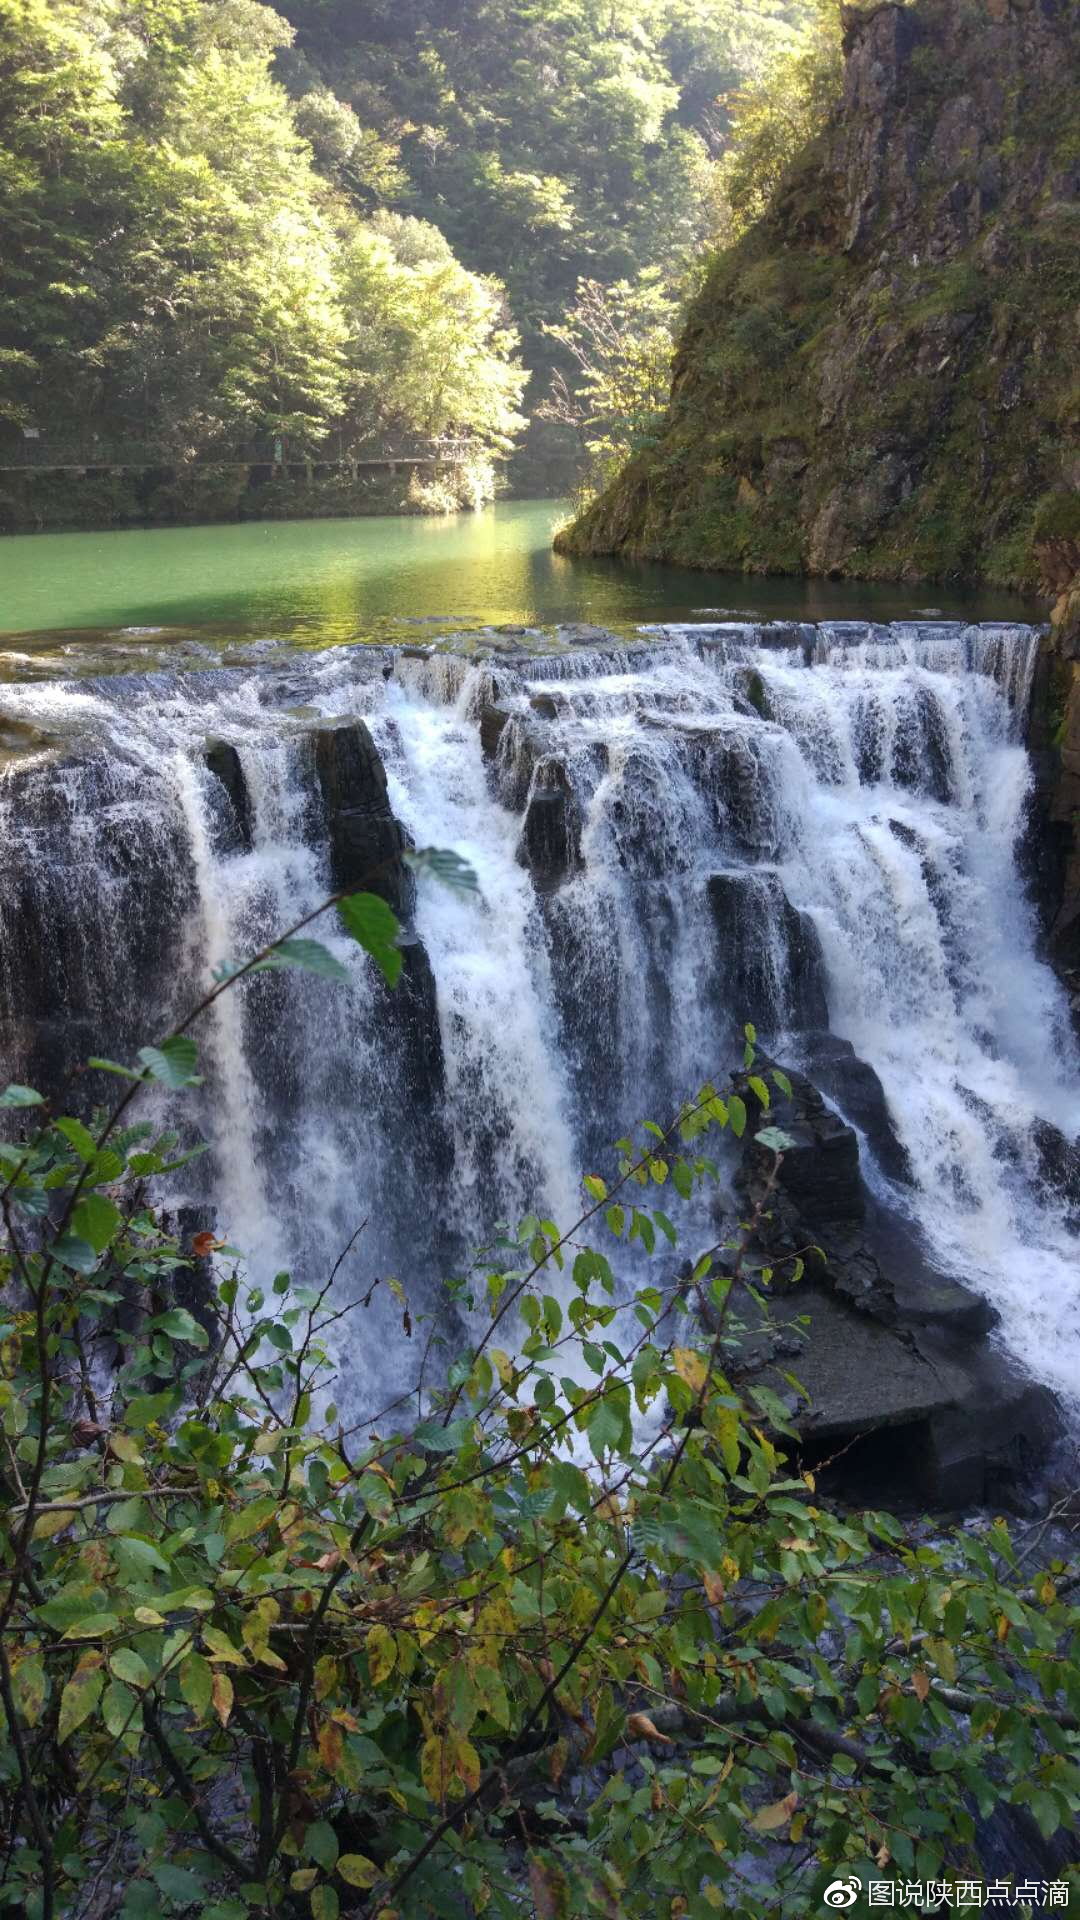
[558,0,1080,587]
[1030,553,1080,1025]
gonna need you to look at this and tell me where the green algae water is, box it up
[0,501,1043,673]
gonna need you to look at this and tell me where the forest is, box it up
[0,0,823,511]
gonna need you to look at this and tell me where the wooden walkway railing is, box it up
[0,435,474,474]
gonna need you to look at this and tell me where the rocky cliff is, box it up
[557,0,1080,588]
[1030,549,1080,1025]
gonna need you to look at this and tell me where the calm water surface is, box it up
[0,500,1045,673]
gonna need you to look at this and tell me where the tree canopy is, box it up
[0,0,525,474]
[0,0,829,495]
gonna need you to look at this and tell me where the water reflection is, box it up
[0,499,1046,675]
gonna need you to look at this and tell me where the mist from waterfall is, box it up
[1,619,1077,1409]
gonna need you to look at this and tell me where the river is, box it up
[0,500,1043,660]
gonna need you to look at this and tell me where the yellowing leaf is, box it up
[337,1855,379,1890]
[912,1669,930,1703]
[314,1655,339,1703]
[202,1626,247,1666]
[451,1732,482,1794]
[212,1670,234,1728]
[421,1734,449,1805]
[626,1712,674,1746]
[367,1624,397,1685]
[11,1655,46,1726]
[58,1653,104,1742]
[290,1870,318,1892]
[32,1508,72,1542]
[749,1791,798,1833]
[317,1718,345,1776]
[672,1348,707,1394]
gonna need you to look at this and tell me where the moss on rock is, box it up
[558,0,1080,590]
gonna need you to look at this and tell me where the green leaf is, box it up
[148,1307,209,1350]
[225,1495,279,1544]
[413,1417,474,1454]
[137,1036,202,1089]
[56,1116,99,1160]
[180,1653,213,1720]
[403,847,480,892]
[311,1890,338,1920]
[110,1647,152,1691]
[52,1234,99,1274]
[258,937,349,982]
[755,1126,796,1154]
[113,1534,172,1577]
[151,1864,205,1905]
[587,1395,623,1461]
[337,892,402,987]
[102,1678,136,1740]
[728,1095,747,1139]
[0,1084,43,1107]
[305,1820,339,1870]
[125,1388,180,1429]
[71,1193,122,1253]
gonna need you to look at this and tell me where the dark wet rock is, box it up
[799,1031,912,1184]
[688,733,779,859]
[707,871,829,1034]
[759,621,815,660]
[1032,1116,1080,1212]
[396,939,448,1123]
[720,1057,1053,1507]
[479,702,512,762]
[891,686,953,803]
[518,760,583,893]
[312,720,410,913]
[0,716,65,760]
[741,1062,863,1224]
[556,623,620,647]
[204,738,253,852]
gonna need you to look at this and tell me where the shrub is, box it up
[1,861,1079,1918]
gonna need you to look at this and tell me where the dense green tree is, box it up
[276,0,815,472]
[0,0,525,490]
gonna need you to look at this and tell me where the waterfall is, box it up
[1,620,1077,1410]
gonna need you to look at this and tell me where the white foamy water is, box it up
[0,620,1077,1406]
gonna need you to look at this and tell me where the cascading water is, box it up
[1,619,1077,1411]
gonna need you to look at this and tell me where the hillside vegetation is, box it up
[558,0,1080,587]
